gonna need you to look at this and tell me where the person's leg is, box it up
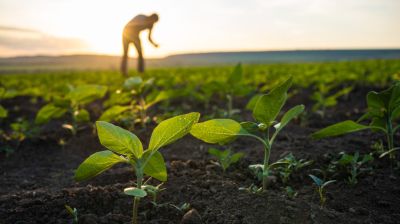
[121,36,130,76]
[133,37,144,73]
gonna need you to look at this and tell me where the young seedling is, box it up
[74,112,199,224]
[274,153,313,184]
[337,152,373,186]
[191,77,305,191]
[222,63,253,118]
[100,77,171,130]
[141,178,165,205]
[238,184,263,194]
[284,186,298,199]
[308,174,336,207]
[208,147,244,172]
[35,84,107,135]
[311,83,353,117]
[64,205,78,224]
[312,82,400,160]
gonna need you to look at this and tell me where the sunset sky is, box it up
[0,0,399,58]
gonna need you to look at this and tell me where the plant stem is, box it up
[318,188,325,207]
[262,144,271,191]
[226,94,233,117]
[132,169,143,224]
[386,115,394,160]
[139,97,147,130]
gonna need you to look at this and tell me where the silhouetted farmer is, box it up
[121,13,159,76]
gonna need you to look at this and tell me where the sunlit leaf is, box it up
[96,121,143,158]
[148,112,200,151]
[74,151,126,181]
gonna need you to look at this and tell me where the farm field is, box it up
[1,60,400,223]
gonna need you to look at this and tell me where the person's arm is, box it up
[148,26,159,48]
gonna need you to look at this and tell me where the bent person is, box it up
[121,13,159,76]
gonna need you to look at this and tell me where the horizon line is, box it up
[1,47,400,60]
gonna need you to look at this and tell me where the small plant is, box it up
[74,112,199,224]
[100,77,171,130]
[337,152,373,185]
[222,63,253,117]
[65,205,78,224]
[238,184,263,194]
[274,153,312,184]
[371,140,385,156]
[208,147,244,172]
[284,186,298,199]
[309,174,336,207]
[191,77,305,191]
[169,202,191,214]
[35,84,107,135]
[312,82,400,160]
[311,83,353,117]
[141,179,165,205]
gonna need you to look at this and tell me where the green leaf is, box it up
[190,119,243,145]
[73,109,90,123]
[246,94,262,111]
[227,63,242,84]
[240,121,259,134]
[231,152,244,163]
[0,105,8,118]
[35,104,67,125]
[389,83,400,112]
[124,187,147,198]
[253,77,292,124]
[392,106,400,120]
[96,121,143,158]
[142,150,167,181]
[99,105,131,122]
[322,180,336,188]
[74,150,126,181]
[123,77,143,90]
[208,148,222,158]
[275,105,305,132]
[148,112,200,151]
[308,174,323,186]
[311,120,370,139]
[145,91,170,109]
[338,154,354,165]
[67,85,107,105]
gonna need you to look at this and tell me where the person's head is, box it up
[150,13,159,23]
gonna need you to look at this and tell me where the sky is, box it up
[0,0,399,58]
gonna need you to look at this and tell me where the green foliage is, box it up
[191,77,305,191]
[74,112,199,223]
[311,83,353,117]
[0,118,40,151]
[141,182,165,204]
[191,119,243,145]
[35,84,107,135]
[96,121,143,157]
[0,105,8,118]
[309,174,336,207]
[74,150,127,181]
[253,77,292,126]
[65,205,78,224]
[272,153,312,184]
[337,152,373,185]
[208,148,244,172]
[312,82,400,159]
[100,76,173,130]
[284,186,298,199]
